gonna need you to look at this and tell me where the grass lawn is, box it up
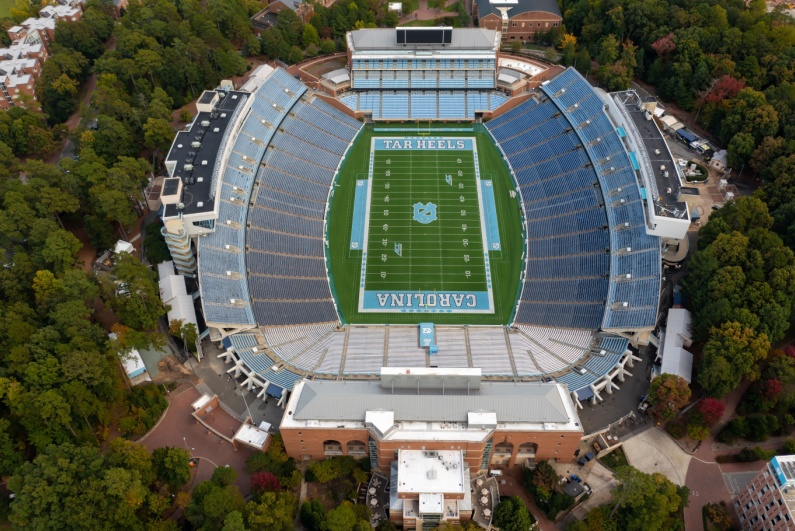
[443,0,459,12]
[327,124,523,325]
[599,447,629,470]
[398,18,438,27]
[0,0,13,18]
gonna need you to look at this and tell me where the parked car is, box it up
[571,474,582,483]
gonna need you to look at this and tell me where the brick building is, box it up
[735,455,795,530]
[0,0,84,109]
[474,0,561,43]
[280,368,583,474]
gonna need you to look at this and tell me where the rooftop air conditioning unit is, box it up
[201,120,210,127]
[197,177,203,182]
[191,141,200,148]
[184,164,193,171]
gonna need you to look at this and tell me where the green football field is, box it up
[364,141,488,294]
[327,124,524,325]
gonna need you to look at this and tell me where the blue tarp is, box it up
[266,383,283,399]
[676,128,698,143]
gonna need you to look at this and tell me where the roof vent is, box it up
[225,244,231,250]
[226,219,232,225]
[221,113,227,118]
[191,141,200,148]
[213,127,220,133]
[196,177,204,182]
[625,274,632,279]
[201,120,210,127]
[231,95,237,99]
[201,160,208,166]
[184,164,193,171]
[197,201,203,208]
[226,271,232,276]
[229,298,237,304]
[177,143,183,148]
[238,165,244,170]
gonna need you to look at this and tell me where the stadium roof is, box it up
[348,28,499,51]
[474,0,561,20]
[163,89,248,217]
[290,379,573,424]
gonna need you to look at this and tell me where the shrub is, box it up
[251,471,281,493]
[739,446,776,462]
[300,500,326,531]
[783,439,795,454]
[665,419,686,439]
[118,383,168,437]
[687,421,710,441]
[745,414,779,442]
[705,502,733,530]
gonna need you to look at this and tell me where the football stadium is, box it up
[159,27,691,411]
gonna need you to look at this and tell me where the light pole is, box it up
[238,384,254,423]
[183,437,195,459]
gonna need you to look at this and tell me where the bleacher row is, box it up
[254,324,612,377]
[224,334,304,395]
[199,69,306,327]
[540,68,661,330]
[244,96,362,327]
[486,87,610,329]
[339,91,509,120]
[555,335,630,400]
[352,70,495,90]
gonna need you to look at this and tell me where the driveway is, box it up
[621,427,691,485]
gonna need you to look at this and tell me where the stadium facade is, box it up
[158,28,689,454]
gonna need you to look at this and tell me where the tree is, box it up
[492,496,534,531]
[105,253,165,331]
[699,321,770,398]
[687,421,709,441]
[727,132,756,168]
[696,398,725,426]
[41,230,82,274]
[325,501,358,531]
[212,465,238,487]
[647,373,691,421]
[152,447,191,490]
[320,39,337,54]
[0,419,23,477]
[245,491,297,531]
[8,443,153,529]
[301,499,326,531]
[610,466,682,530]
[252,471,282,493]
[188,481,246,530]
[529,460,557,501]
[705,503,732,530]
[222,511,247,531]
[302,23,320,46]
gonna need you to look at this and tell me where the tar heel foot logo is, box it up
[413,202,437,224]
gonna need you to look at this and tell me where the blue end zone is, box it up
[350,179,368,250]
[628,151,640,171]
[373,137,473,151]
[362,291,491,313]
[480,180,501,251]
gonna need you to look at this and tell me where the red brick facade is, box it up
[477,11,561,41]
[280,426,581,473]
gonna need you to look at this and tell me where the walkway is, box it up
[140,385,256,495]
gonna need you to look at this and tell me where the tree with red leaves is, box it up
[764,378,783,398]
[696,398,725,426]
[651,33,675,59]
[785,346,795,358]
[704,75,746,104]
[250,471,281,493]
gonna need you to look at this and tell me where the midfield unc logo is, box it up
[413,202,437,224]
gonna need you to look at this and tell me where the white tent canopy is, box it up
[114,240,134,254]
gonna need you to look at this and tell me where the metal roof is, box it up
[475,0,560,20]
[291,380,572,423]
[660,308,693,383]
[348,28,499,51]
